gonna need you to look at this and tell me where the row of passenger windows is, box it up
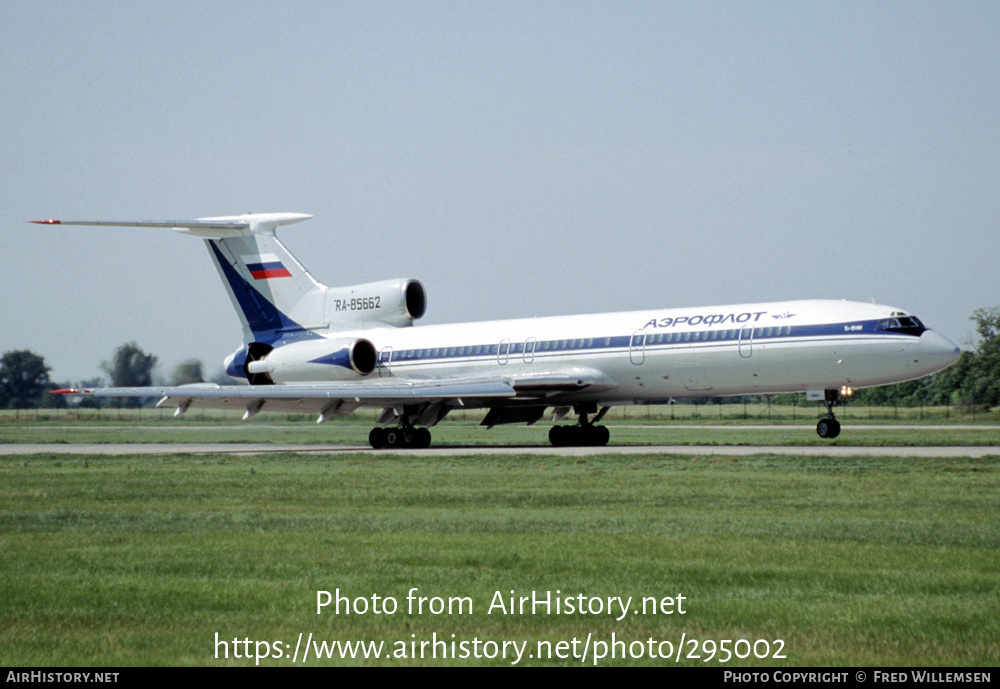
[393,339,627,361]
[394,344,500,361]
[642,325,793,344]
[387,325,796,362]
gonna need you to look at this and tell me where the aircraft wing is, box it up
[58,380,517,420]
[55,368,617,423]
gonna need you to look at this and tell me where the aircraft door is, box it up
[739,327,753,358]
[379,347,393,377]
[523,337,536,364]
[498,339,510,365]
[630,330,647,365]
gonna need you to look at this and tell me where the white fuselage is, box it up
[249,299,961,404]
[43,213,962,444]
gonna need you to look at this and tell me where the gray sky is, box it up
[3,1,997,383]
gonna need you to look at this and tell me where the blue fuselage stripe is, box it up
[315,319,922,368]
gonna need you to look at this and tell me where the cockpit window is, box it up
[876,316,926,336]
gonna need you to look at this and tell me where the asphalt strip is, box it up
[3,443,998,457]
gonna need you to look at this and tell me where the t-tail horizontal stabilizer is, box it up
[30,213,312,239]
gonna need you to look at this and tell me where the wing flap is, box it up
[68,380,516,416]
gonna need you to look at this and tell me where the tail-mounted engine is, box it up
[245,342,275,385]
[236,337,378,384]
[307,337,378,375]
[325,278,426,327]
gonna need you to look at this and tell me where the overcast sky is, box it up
[3,1,997,383]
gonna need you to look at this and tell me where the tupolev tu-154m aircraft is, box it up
[37,212,961,448]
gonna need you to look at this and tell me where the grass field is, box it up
[1,403,999,447]
[2,443,998,666]
[4,424,1000,447]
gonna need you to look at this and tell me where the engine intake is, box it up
[244,342,274,385]
[346,338,377,375]
[325,278,427,327]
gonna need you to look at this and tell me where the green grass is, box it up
[1,419,997,447]
[1,403,999,447]
[1,452,997,666]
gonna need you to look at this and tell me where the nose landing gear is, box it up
[816,390,842,439]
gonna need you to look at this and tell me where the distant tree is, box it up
[924,351,973,405]
[958,307,1000,408]
[852,379,929,406]
[170,359,204,385]
[0,350,51,409]
[851,307,998,409]
[41,387,69,409]
[101,342,157,408]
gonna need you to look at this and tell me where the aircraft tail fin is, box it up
[199,214,330,341]
[33,213,325,342]
[32,213,426,344]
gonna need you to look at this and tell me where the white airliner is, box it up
[37,212,961,448]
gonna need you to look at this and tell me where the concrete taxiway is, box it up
[4,443,997,457]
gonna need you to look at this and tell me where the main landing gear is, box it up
[816,389,841,439]
[369,425,431,449]
[549,406,611,447]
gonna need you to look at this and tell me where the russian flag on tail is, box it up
[246,254,292,280]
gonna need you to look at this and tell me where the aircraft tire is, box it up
[549,425,610,447]
[826,418,841,438]
[378,426,430,449]
[816,419,841,439]
[549,426,567,447]
[591,425,611,446]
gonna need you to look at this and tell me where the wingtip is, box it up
[30,219,61,224]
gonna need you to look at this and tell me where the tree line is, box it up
[2,308,998,410]
[849,307,999,409]
[0,342,205,410]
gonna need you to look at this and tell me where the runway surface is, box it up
[4,443,998,457]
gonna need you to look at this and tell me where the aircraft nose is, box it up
[917,330,962,373]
